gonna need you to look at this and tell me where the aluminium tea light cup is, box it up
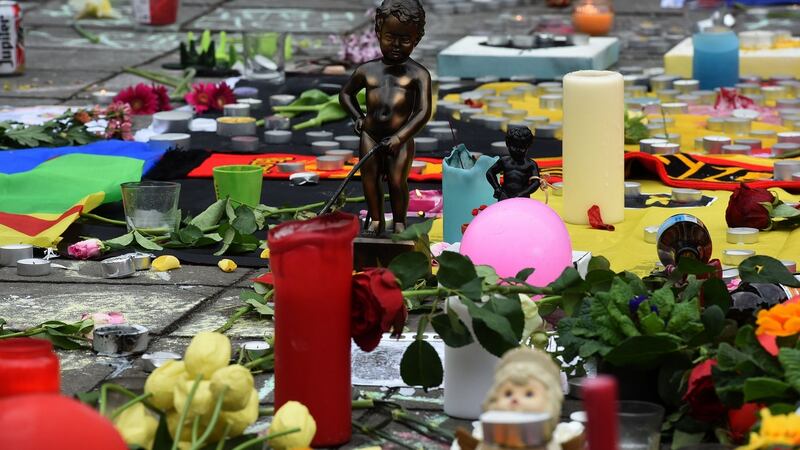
[289,172,320,186]
[241,341,270,363]
[537,81,561,94]
[777,98,800,109]
[460,108,484,122]
[316,156,346,171]
[141,351,181,372]
[723,117,751,136]
[750,129,775,139]
[657,89,679,102]
[223,103,251,117]
[414,136,438,152]
[425,120,450,131]
[216,117,256,137]
[694,137,705,151]
[722,144,752,155]
[651,142,680,155]
[722,249,756,266]
[16,258,51,277]
[651,133,681,144]
[231,136,260,152]
[782,260,797,273]
[625,85,647,98]
[269,94,296,107]
[779,109,800,118]
[238,97,263,110]
[482,116,508,131]
[675,94,699,105]
[735,138,762,150]
[727,227,759,244]
[151,111,192,133]
[649,117,674,126]
[410,160,427,174]
[706,117,725,131]
[480,411,552,448]
[722,268,739,283]
[781,115,800,127]
[772,142,800,157]
[490,141,508,154]
[526,116,549,127]
[334,135,360,150]
[535,124,560,139]
[650,75,677,92]
[511,34,535,48]
[503,109,527,121]
[92,324,149,356]
[429,128,456,141]
[92,89,117,105]
[264,130,292,144]
[639,138,668,153]
[310,141,339,155]
[0,244,34,267]
[233,86,258,98]
[487,102,511,115]
[486,34,509,46]
[736,83,761,95]
[460,90,485,101]
[476,75,500,84]
[571,33,590,45]
[624,182,641,197]
[510,75,536,83]
[762,85,788,102]
[305,130,333,144]
[644,226,659,244]
[674,79,699,94]
[127,252,154,271]
[277,161,305,173]
[101,255,137,279]
[551,181,564,196]
[671,188,703,203]
[703,136,732,154]
[777,132,800,145]
[539,94,563,110]
[773,160,800,181]
[149,133,191,152]
[325,149,354,160]
[264,115,291,130]
[695,90,716,105]
[662,102,689,115]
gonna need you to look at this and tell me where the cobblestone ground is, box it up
[2,0,797,448]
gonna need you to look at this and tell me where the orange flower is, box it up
[756,301,800,337]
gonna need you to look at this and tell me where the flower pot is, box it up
[443,296,500,420]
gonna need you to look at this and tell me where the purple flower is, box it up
[628,295,649,315]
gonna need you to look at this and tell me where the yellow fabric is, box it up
[432,179,800,276]
[663,38,800,79]
[0,192,105,248]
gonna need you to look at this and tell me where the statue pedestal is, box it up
[353,237,415,271]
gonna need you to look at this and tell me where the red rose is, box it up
[727,403,761,444]
[351,268,407,352]
[684,359,726,423]
[725,183,775,230]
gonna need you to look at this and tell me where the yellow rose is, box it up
[218,259,237,273]
[152,255,181,272]
[210,364,254,411]
[184,332,231,379]
[166,410,194,442]
[113,403,158,450]
[144,360,187,411]
[268,401,317,450]
[209,388,260,439]
[173,379,214,419]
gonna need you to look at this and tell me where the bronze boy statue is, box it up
[340,0,432,236]
[486,126,542,200]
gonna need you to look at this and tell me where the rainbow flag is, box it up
[0,153,145,247]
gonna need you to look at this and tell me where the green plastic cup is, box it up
[213,165,263,207]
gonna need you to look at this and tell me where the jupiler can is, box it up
[0,1,23,76]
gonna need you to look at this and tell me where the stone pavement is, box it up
[2,0,797,447]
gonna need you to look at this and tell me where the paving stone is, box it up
[225,0,372,10]
[25,2,210,30]
[170,287,273,338]
[0,96,65,106]
[0,69,113,99]
[0,282,222,335]
[186,7,370,34]
[57,350,119,395]
[26,47,164,71]
[27,27,182,52]
[0,260,249,287]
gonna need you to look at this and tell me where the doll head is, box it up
[375,0,426,64]
[506,126,533,160]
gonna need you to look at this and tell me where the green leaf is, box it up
[459,277,484,301]
[476,265,499,285]
[231,205,257,235]
[701,305,725,338]
[104,231,135,250]
[701,278,731,315]
[436,251,477,290]
[400,339,443,389]
[177,224,203,244]
[515,268,535,282]
[151,415,173,450]
[640,312,666,335]
[392,219,433,242]
[603,335,682,368]
[739,255,800,287]
[671,430,706,450]
[773,203,800,218]
[214,225,237,256]
[587,255,611,272]
[431,310,473,348]
[676,258,716,276]
[743,377,794,402]
[483,295,524,341]
[778,348,800,393]
[585,270,615,293]
[547,267,584,292]
[133,231,163,251]
[388,252,430,289]
[189,199,227,229]
[469,297,524,358]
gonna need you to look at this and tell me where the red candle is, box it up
[0,338,60,398]
[582,376,619,450]
[268,212,359,447]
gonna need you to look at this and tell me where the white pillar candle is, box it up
[562,70,625,224]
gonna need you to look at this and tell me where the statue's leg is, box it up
[387,139,414,234]
[360,132,384,236]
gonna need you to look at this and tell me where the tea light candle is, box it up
[306,130,333,144]
[625,85,647,98]
[277,161,305,173]
[92,89,117,105]
[674,79,699,94]
[722,249,756,266]
[750,129,775,139]
[460,108,484,122]
[778,132,800,144]
[727,227,759,244]
[675,94,699,105]
[672,188,702,203]
[539,94,563,110]
[325,149,353,160]
[310,141,339,155]
[264,130,292,144]
[736,83,761,95]
[148,133,191,152]
[773,160,800,180]
[762,85,787,102]
[650,75,677,92]
[735,138,762,150]
[223,103,251,117]
[662,102,689,114]
[703,136,731,154]
[231,136,260,152]
[652,132,681,144]
[334,135,360,150]
[526,116,549,127]
[535,124,561,139]
[503,109,527,121]
[639,138,668,153]
[695,90,716,105]
[706,117,725,131]
[723,118,751,136]
[429,127,456,141]
[101,255,136,279]
[289,172,319,186]
[414,136,438,152]
[92,324,149,356]
[777,98,800,109]
[651,142,680,155]
[722,144,751,155]
[490,141,508,154]
[644,226,658,244]
[773,143,800,157]
[264,115,291,130]
[128,252,154,271]
[658,89,679,102]
[563,70,624,225]
[487,102,511,114]
[425,120,450,131]
[152,111,192,133]
[141,351,181,372]
[316,156,345,171]
[624,181,641,197]
[269,94,296,107]
[238,98,263,110]
[216,117,257,136]
[0,244,34,267]
[482,116,508,130]
[410,160,427,174]
[16,258,51,277]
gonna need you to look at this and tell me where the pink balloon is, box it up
[460,198,573,287]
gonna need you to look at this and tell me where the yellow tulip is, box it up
[210,364,254,411]
[173,379,214,419]
[166,410,194,442]
[144,360,187,411]
[113,403,158,450]
[152,255,181,272]
[218,259,238,272]
[268,401,317,450]
[217,389,260,438]
[184,332,231,379]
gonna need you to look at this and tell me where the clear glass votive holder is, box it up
[121,181,181,233]
[618,401,665,450]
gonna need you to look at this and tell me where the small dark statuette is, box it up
[486,127,542,200]
[340,0,433,237]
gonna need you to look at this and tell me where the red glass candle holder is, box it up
[572,0,614,36]
[0,338,60,398]
[268,212,359,447]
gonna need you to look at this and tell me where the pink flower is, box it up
[80,312,126,340]
[185,82,216,114]
[113,83,159,115]
[67,239,104,260]
[152,84,172,112]
[210,82,236,111]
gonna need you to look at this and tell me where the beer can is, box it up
[0,1,23,75]
[656,214,713,267]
